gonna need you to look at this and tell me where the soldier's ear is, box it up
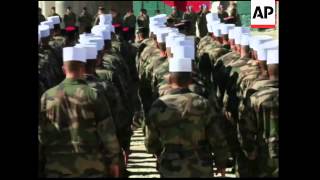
[168,74,172,85]
[62,65,66,75]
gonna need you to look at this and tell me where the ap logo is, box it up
[251,0,276,28]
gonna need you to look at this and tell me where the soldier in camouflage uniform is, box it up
[237,48,278,177]
[145,31,169,97]
[77,42,132,177]
[138,34,160,116]
[145,56,229,177]
[198,23,229,91]
[92,28,141,176]
[78,7,93,34]
[47,16,65,67]
[133,27,148,69]
[39,25,64,88]
[212,25,239,105]
[204,31,256,177]
[39,47,121,177]
[152,35,207,99]
[243,39,277,96]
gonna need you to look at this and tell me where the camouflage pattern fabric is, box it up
[237,81,278,177]
[38,47,64,89]
[145,87,229,177]
[39,78,120,177]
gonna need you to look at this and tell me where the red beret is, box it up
[122,27,129,32]
[65,26,76,32]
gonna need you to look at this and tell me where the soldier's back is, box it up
[250,86,279,177]
[39,78,118,177]
[147,89,214,177]
[215,51,240,66]
[197,35,214,51]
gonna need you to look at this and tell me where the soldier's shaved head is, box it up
[257,61,269,80]
[169,72,192,87]
[158,43,166,52]
[62,61,85,79]
[267,64,278,80]
[240,45,250,58]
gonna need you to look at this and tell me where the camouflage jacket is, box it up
[151,58,169,98]
[49,36,65,65]
[206,46,229,65]
[197,34,214,52]
[39,78,120,177]
[221,57,252,122]
[96,67,131,114]
[139,45,160,78]
[215,51,241,67]
[84,73,132,151]
[148,56,167,84]
[145,88,229,177]
[238,81,278,176]
[198,44,229,89]
[84,74,121,126]
[99,54,132,113]
[197,39,222,58]
[39,47,64,89]
[134,38,150,71]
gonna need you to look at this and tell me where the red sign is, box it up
[162,1,212,12]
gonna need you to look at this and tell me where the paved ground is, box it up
[127,128,236,178]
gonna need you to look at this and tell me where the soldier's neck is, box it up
[171,84,188,89]
[160,51,167,58]
[65,74,83,80]
[269,75,278,81]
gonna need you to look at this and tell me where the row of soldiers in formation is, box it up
[38,9,278,178]
[39,5,142,41]
[39,2,239,41]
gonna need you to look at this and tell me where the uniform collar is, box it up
[62,78,87,85]
[167,87,191,95]
[264,79,278,88]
